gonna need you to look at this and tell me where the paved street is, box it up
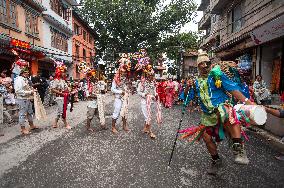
[0,94,284,188]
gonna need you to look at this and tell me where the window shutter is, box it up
[66,8,71,21]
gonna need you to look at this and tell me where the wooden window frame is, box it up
[0,0,18,29]
[25,11,39,37]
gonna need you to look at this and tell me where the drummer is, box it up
[182,52,255,175]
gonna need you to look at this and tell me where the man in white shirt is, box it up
[111,61,131,134]
[14,68,38,135]
[86,76,107,132]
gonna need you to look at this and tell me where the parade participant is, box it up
[181,51,254,175]
[14,67,38,135]
[137,65,162,139]
[165,76,175,108]
[86,70,107,132]
[50,64,71,129]
[156,78,166,106]
[111,55,131,134]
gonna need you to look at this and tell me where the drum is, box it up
[234,104,267,125]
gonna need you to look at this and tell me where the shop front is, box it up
[251,14,284,136]
[0,34,46,77]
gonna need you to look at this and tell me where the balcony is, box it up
[23,0,47,12]
[199,29,220,50]
[211,0,230,14]
[197,0,210,11]
[198,12,211,30]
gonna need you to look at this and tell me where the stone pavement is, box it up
[0,94,284,188]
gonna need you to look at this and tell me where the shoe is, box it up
[232,143,249,165]
[207,159,222,175]
[275,155,284,161]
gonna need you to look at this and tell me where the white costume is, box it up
[137,80,161,124]
[87,81,106,125]
[14,75,34,125]
[111,77,129,119]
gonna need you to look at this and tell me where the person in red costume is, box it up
[165,76,175,108]
[50,65,71,129]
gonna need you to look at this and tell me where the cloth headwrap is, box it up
[197,50,210,65]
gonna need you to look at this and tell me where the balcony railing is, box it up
[211,0,230,14]
[198,6,211,30]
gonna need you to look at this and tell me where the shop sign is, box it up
[250,14,284,45]
[10,39,31,49]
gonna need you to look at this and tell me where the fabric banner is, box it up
[250,14,284,45]
[34,92,47,120]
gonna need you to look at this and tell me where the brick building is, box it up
[72,10,96,80]
[0,0,46,75]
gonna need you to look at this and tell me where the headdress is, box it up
[54,60,67,79]
[20,66,29,74]
[197,50,210,65]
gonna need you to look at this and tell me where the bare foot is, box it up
[21,129,31,135]
[149,132,156,139]
[123,124,130,132]
[112,127,118,134]
[52,124,58,128]
[143,126,150,134]
[30,125,39,130]
[100,124,108,130]
[87,128,95,132]
[65,125,72,130]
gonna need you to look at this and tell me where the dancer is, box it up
[181,51,254,175]
[86,70,107,132]
[137,65,162,139]
[111,55,131,134]
[165,76,175,108]
[14,67,38,135]
[50,64,71,129]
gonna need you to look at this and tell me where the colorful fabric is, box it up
[165,80,175,108]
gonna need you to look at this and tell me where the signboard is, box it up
[10,39,31,49]
[251,14,284,45]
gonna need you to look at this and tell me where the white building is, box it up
[40,0,78,77]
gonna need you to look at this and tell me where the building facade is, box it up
[72,10,96,80]
[182,51,198,78]
[198,0,284,135]
[198,0,284,93]
[0,0,46,75]
[41,0,78,77]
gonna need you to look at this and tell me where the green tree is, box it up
[80,0,197,60]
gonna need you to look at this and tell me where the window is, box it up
[83,30,86,40]
[212,14,217,23]
[0,0,18,28]
[25,11,39,37]
[75,44,79,59]
[51,28,68,52]
[228,3,244,33]
[50,0,71,21]
[83,48,86,61]
[74,23,80,35]
[89,35,93,44]
[89,52,92,63]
